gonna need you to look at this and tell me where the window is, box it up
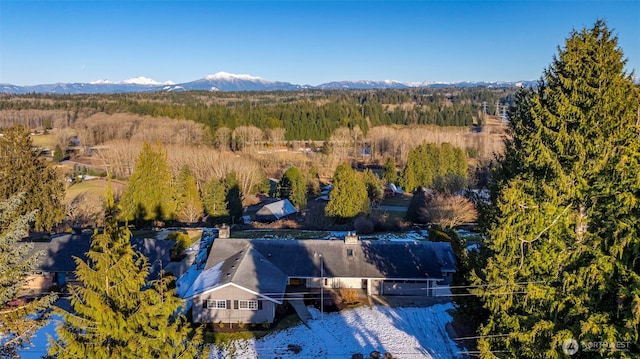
[206,300,227,309]
[216,300,227,309]
[238,300,258,310]
[346,249,354,257]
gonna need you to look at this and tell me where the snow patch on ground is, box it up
[209,303,463,359]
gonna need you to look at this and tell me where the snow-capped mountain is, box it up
[315,80,408,90]
[161,72,305,92]
[0,72,537,94]
[120,76,175,86]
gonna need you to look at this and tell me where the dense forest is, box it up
[0,87,515,141]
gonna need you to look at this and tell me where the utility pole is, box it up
[320,254,324,322]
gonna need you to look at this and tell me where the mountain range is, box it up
[1,71,544,94]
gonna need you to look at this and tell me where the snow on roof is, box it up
[181,261,223,298]
[256,199,297,219]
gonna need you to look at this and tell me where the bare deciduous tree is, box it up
[419,194,477,228]
[232,126,263,151]
[214,127,231,150]
[265,128,286,147]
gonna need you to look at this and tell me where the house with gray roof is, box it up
[254,199,297,222]
[183,232,457,324]
[22,233,174,296]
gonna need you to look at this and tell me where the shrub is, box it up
[340,288,359,304]
[167,231,190,260]
[354,216,374,234]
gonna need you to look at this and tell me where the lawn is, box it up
[30,133,56,149]
[205,314,302,346]
[371,208,407,221]
[65,179,112,201]
[379,194,412,207]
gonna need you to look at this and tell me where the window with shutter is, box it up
[238,300,258,310]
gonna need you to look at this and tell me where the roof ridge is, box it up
[222,244,252,282]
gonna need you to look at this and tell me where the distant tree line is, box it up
[0,87,515,141]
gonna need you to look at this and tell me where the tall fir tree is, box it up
[472,21,640,358]
[0,193,57,357]
[175,165,203,223]
[120,142,175,226]
[279,166,307,209]
[202,178,228,224]
[306,166,321,196]
[50,186,202,358]
[399,142,467,192]
[52,144,64,162]
[325,163,369,221]
[0,124,65,231]
[382,157,397,185]
[362,169,383,204]
[224,171,244,225]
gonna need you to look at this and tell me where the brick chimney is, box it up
[344,231,359,244]
[218,224,230,239]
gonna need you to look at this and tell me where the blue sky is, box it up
[1,1,638,86]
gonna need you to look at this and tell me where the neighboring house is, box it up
[254,199,297,222]
[21,234,175,296]
[183,232,457,324]
[21,234,91,295]
[130,236,174,279]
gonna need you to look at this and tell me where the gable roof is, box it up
[255,199,297,220]
[185,245,288,303]
[131,237,174,280]
[25,234,175,280]
[204,238,455,281]
[26,234,91,272]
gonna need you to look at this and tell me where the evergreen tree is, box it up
[400,142,467,192]
[325,163,369,221]
[50,187,203,358]
[202,178,228,224]
[0,124,65,231]
[120,142,175,226]
[406,188,429,223]
[306,166,321,196]
[472,21,640,357]
[362,169,383,204]
[53,144,64,162]
[0,194,57,357]
[175,165,203,223]
[279,166,307,209]
[382,157,397,185]
[224,171,244,225]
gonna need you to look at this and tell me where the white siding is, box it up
[192,285,277,324]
